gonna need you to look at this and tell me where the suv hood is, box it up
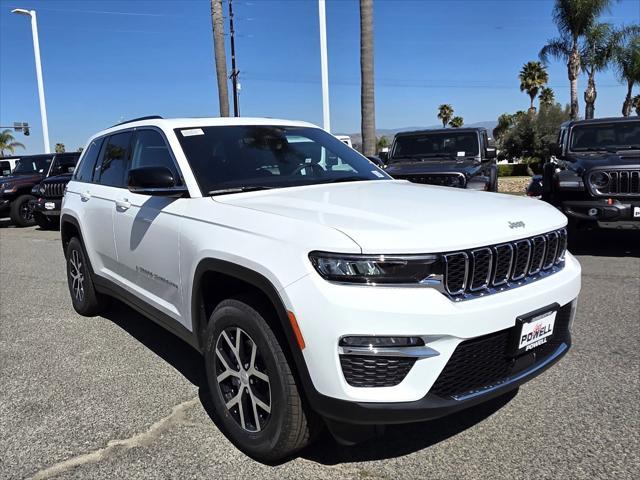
[385,158,480,177]
[214,180,567,253]
[569,151,640,173]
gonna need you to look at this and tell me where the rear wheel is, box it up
[9,194,36,227]
[203,299,317,461]
[65,237,108,316]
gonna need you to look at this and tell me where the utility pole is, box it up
[228,0,240,117]
[318,0,330,132]
[211,0,229,117]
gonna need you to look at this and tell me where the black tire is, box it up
[204,299,316,462]
[9,194,36,227]
[490,166,499,192]
[34,212,59,230]
[65,237,108,316]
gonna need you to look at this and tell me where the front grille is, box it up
[394,173,466,188]
[42,182,67,198]
[430,302,572,398]
[442,228,566,300]
[587,168,640,196]
[340,355,416,387]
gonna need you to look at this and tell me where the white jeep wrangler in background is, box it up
[61,116,581,461]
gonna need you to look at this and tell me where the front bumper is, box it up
[31,197,62,216]
[562,198,640,227]
[0,198,9,214]
[283,253,581,423]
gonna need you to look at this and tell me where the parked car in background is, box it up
[335,135,353,148]
[0,152,79,227]
[537,117,640,231]
[31,172,74,230]
[1,157,20,177]
[384,127,499,191]
[61,116,580,461]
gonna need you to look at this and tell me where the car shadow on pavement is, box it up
[102,298,518,464]
[568,229,640,257]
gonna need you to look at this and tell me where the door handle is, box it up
[80,191,91,202]
[115,199,131,210]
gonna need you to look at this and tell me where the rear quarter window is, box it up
[74,138,105,183]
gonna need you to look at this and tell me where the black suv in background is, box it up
[539,117,639,231]
[0,152,79,227]
[383,127,498,191]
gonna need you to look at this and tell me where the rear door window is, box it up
[96,131,133,187]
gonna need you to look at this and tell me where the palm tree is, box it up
[539,87,556,108]
[581,23,621,119]
[613,31,640,116]
[211,0,229,117]
[449,116,464,128]
[0,129,25,157]
[55,143,65,153]
[360,0,376,156]
[633,94,640,115]
[437,104,454,128]
[519,61,549,113]
[540,0,614,120]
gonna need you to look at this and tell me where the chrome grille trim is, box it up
[442,228,567,301]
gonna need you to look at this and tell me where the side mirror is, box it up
[127,166,187,197]
[366,156,385,167]
[485,147,497,159]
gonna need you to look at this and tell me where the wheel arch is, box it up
[192,258,315,402]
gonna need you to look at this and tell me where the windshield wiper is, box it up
[208,186,274,196]
[322,176,372,184]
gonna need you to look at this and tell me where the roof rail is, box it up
[111,115,163,127]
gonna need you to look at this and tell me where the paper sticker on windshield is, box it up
[371,170,385,178]
[181,128,204,137]
[457,151,465,157]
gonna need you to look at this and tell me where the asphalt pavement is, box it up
[1,223,638,479]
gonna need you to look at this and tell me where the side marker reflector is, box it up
[287,311,305,350]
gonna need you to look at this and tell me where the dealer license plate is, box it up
[516,310,556,353]
[633,207,640,218]
[45,202,55,210]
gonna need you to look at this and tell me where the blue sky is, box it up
[1,0,639,154]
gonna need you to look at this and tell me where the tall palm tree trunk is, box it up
[211,0,230,117]
[584,72,597,119]
[360,0,375,156]
[568,43,580,120]
[622,80,634,117]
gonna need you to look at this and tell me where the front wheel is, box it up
[204,299,317,461]
[9,195,36,227]
[65,237,108,316]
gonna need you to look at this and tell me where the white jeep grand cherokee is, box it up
[61,116,581,461]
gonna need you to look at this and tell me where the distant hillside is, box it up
[343,120,498,146]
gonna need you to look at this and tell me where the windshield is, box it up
[391,131,479,161]
[49,154,80,175]
[570,120,640,152]
[174,125,390,194]
[12,156,52,175]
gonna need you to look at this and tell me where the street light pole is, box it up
[12,8,50,153]
[318,0,330,132]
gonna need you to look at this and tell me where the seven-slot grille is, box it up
[394,173,466,188]
[42,182,66,198]
[442,228,567,299]
[588,169,640,196]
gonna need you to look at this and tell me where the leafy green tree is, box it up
[449,116,464,128]
[0,129,25,157]
[633,94,640,115]
[376,136,389,152]
[519,61,549,112]
[55,143,65,153]
[540,0,614,120]
[437,104,454,128]
[77,146,84,152]
[493,113,514,141]
[613,30,640,116]
[539,87,556,108]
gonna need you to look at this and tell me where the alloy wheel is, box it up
[19,201,33,221]
[69,249,85,303]
[215,327,271,432]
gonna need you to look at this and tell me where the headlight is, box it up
[309,252,442,285]
[2,183,15,193]
[590,171,610,189]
